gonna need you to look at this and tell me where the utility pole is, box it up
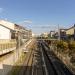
[58,24,60,40]
[16,31,20,60]
[18,33,20,58]
[74,24,75,40]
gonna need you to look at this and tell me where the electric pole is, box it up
[58,24,60,40]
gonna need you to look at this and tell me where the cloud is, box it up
[24,20,32,24]
[0,8,3,13]
[17,19,32,25]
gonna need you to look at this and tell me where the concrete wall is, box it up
[0,25,11,39]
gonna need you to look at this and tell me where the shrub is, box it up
[56,41,68,53]
[68,41,75,50]
[68,41,75,57]
[70,55,75,64]
[62,41,68,50]
[56,41,63,49]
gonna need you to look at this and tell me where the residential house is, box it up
[53,29,66,40]
[59,29,67,40]
[50,31,55,38]
[53,32,59,39]
[65,24,75,40]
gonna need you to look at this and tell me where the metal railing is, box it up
[0,39,17,51]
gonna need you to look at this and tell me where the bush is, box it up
[68,41,75,50]
[62,41,68,50]
[57,41,62,49]
[57,41,68,50]
[68,41,75,57]
[56,41,69,54]
[70,56,75,64]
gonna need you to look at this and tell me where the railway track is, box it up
[40,40,73,75]
[24,49,33,75]
[32,42,45,75]
[16,40,73,75]
[18,49,34,75]
[40,41,57,75]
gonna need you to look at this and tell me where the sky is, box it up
[0,0,75,34]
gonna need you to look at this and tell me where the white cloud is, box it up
[17,19,32,25]
[24,20,32,24]
[0,8,3,13]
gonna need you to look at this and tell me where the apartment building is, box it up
[0,20,32,40]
